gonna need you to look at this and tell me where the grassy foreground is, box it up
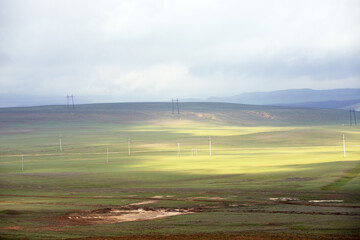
[0,103,359,239]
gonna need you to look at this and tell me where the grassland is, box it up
[0,102,359,239]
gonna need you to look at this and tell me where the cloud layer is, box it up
[1,0,359,102]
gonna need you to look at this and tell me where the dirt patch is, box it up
[65,206,200,225]
[309,200,344,203]
[152,195,164,199]
[0,194,234,203]
[269,197,299,201]
[0,226,25,230]
[245,111,278,120]
[127,200,158,206]
[187,197,228,200]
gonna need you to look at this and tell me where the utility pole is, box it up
[59,135,62,152]
[343,134,346,158]
[171,99,174,115]
[106,147,109,163]
[128,138,131,156]
[208,136,212,157]
[21,154,24,171]
[177,143,181,157]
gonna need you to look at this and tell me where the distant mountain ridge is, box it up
[188,88,360,109]
[1,88,359,109]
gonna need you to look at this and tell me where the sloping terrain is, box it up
[0,102,352,127]
[0,102,359,239]
[204,88,360,106]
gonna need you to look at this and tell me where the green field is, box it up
[0,102,359,239]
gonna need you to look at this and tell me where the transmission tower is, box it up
[176,98,180,114]
[352,109,357,126]
[66,95,69,109]
[350,109,357,126]
[71,95,75,108]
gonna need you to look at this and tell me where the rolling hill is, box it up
[0,101,359,239]
[0,102,353,127]
[189,88,360,109]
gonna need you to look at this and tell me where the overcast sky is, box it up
[1,0,359,103]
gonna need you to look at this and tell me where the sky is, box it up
[0,0,360,104]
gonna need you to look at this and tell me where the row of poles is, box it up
[176,141,208,157]
[19,136,213,170]
[12,137,132,168]
[17,134,351,171]
[61,136,211,158]
[60,135,132,155]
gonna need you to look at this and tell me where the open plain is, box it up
[0,102,359,239]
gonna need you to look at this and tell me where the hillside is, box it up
[195,88,360,109]
[1,102,359,239]
[0,102,352,127]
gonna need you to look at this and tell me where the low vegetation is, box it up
[0,103,359,239]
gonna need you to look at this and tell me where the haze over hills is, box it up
[0,94,114,108]
[0,102,352,127]
[186,88,360,110]
[1,88,359,109]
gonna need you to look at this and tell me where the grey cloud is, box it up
[1,0,360,103]
[189,53,360,80]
